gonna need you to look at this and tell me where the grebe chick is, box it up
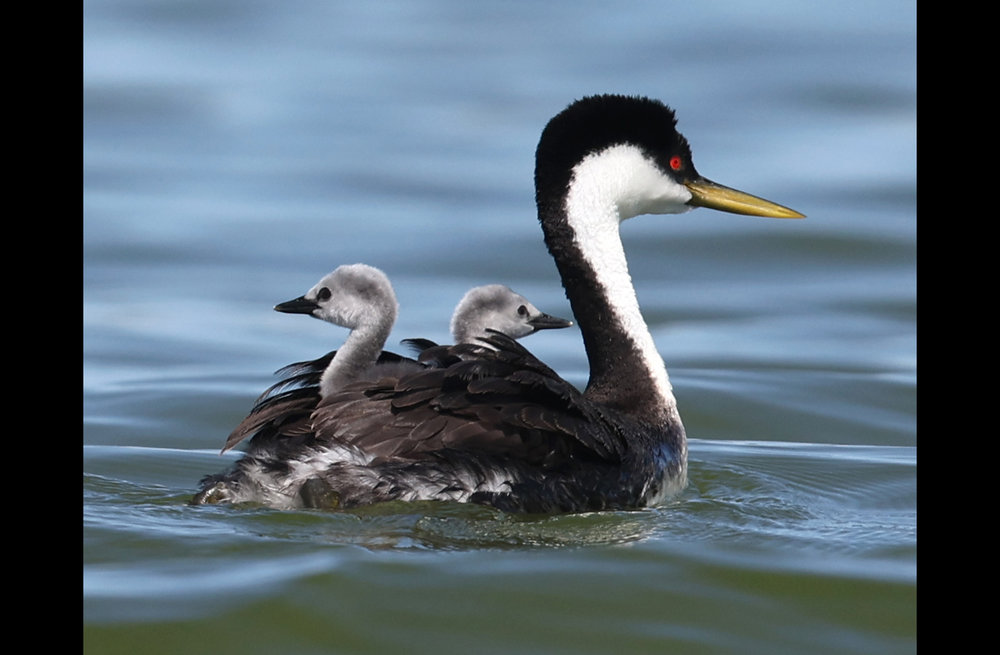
[274,264,400,396]
[450,284,572,343]
[213,264,403,457]
[403,284,572,360]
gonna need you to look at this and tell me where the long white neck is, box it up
[550,144,689,423]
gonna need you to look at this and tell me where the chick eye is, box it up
[317,287,332,301]
[517,305,529,317]
[669,155,684,171]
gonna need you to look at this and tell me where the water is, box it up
[84,1,916,653]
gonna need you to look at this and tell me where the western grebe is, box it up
[193,94,803,512]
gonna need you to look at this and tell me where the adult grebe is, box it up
[193,94,803,512]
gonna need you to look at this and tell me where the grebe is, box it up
[274,264,400,398]
[403,284,573,357]
[451,284,573,343]
[193,94,802,512]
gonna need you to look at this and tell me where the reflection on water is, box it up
[85,438,913,565]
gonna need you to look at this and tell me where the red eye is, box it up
[669,156,683,171]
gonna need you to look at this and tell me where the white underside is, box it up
[223,442,520,508]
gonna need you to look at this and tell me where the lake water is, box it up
[83,1,916,653]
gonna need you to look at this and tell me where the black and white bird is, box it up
[193,94,803,513]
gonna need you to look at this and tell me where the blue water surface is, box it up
[84,2,916,654]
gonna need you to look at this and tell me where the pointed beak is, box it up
[274,295,319,315]
[685,178,805,218]
[528,312,574,332]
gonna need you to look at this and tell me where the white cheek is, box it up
[568,144,693,221]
